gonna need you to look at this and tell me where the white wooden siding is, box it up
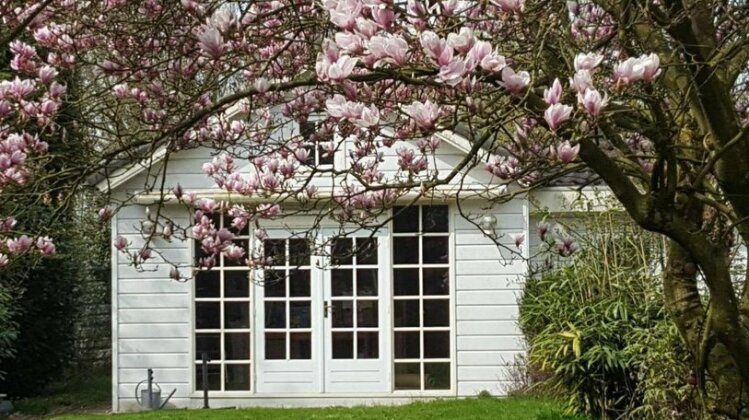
[453,200,528,397]
[114,204,193,410]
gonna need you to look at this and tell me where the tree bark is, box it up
[664,241,743,416]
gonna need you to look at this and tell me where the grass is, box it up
[11,373,111,417]
[11,374,585,419]
[52,397,584,420]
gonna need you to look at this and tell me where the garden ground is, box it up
[10,374,585,419]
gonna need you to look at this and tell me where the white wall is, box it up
[453,200,528,396]
[112,204,193,411]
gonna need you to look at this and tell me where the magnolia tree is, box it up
[2,0,749,414]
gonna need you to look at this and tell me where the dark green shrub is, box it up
[519,214,697,419]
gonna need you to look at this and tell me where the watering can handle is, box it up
[135,380,163,404]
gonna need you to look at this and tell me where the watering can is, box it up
[135,369,176,410]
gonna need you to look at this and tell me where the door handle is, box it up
[324,301,333,318]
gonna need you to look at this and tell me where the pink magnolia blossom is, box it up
[326,56,358,81]
[196,25,225,59]
[500,67,530,95]
[0,254,7,268]
[169,266,181,280]
[354,104,380,127]
[557,237,579,256]
[466,41,493,70]
[420,31,447,62]
[510,233,525,248]
[366,35,409,66]
[573,52,604,71]
[480,52,507,73]
[36,236,56,255]
[1,217,17,232]
[437,60,467,86]
[544,103,573,131]
[569,69,593,94]
[556,141,580,163]
[446,28,475,54]
[403,100,441,130]
[223,244,246,261]
[7,235,33,254]
[98,206,113,222]
[580,88,608,117]
[491,0,525,13]
[543,78,563,105]
[537,222,551,241]
[613,54,660,85]
[335,33,364,54]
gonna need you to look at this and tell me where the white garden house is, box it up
[101,121,604,412]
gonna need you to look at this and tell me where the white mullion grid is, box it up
[193,212,253,392]
[391,205,451,392]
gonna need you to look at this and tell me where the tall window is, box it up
[263,238,313,360]
[329,237,380,359]
[392,205,451,390]
[194,214,252,391]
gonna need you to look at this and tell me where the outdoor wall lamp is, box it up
[140,206,156,235]
[479,214,498,237]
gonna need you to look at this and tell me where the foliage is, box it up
[13,372,111,416]
[53,397,585,420]
[519,213,698,419]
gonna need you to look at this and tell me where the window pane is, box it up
[224,270,250,297]
[423,331,450,358]
[195,239,210,265]
[195,364,221,391]
[265,332,285,359]
[423,268,449,295]
[423,206,448,232]
[195,333,220,361]
[357,332,378,359]
[356,269,378,296]
[225,333,250,360]
[265,302,286,329]
[318,144,335,166]
[423,299,449,327]
[394,268,419,296]
[225,302,250,329]
[331,269,353,296]
[393,206,419,233]
[424,363,450,390]
[422,236,449,264]
[289,301,311,328]
[264,270,286,297]
[225,364,251,391]
[289,239,311,266]
[195,302,220,329]
[332,300,353,328]
[290,332,311,359]
[394,331,420,359]
[331,238,353,265]
[394,300,419,327]
[393,237,419,264]
[195,270,220,298]
[355,238,378,264]
[289,270,310,297]
[394,363,421,390]
[357,300,378,327]
[264,239,285,264]
[332,332,353,359]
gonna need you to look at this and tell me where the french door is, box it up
[254,230,390,394]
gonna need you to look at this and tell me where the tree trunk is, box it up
[665,241,746,417]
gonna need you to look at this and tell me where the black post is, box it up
[201,352,210,409]
[147,368,153,409]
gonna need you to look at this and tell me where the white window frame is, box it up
[192,214,253,393]
[391,205,454,393]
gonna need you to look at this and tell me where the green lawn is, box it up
[12,374,584,419]
[51,397,584,420]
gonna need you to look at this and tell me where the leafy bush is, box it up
[519,213,698,419]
